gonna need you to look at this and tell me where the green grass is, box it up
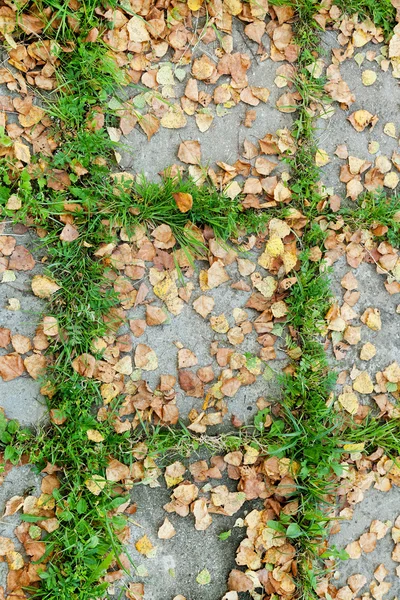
[334,0,396,37]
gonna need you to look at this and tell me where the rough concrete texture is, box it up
[331,487,400,594]
[119,251,284,429]
[318,32,400,200]
[113,457,252,600]
[0,226,47,426]
[329,258,400,375]
[120,20,291,179]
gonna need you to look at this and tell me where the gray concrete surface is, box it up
[119,19,291,179]
[329,258,400,375]
[318,32,400,201]
[331,487,400,595]
[117,455,251,600]
[120,252,284,430]
[0,225,47,426]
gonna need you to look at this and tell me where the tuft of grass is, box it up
[334,0,396,37]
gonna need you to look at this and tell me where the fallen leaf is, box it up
[338,391,359,415]
[87,429,104,442]
[359,531,377,553]
[158,517,176,539]
[353,371,373,394]
[60,223,79,242]
[0,354,24,381]
[173,192,193,213]
[178,140,201,164]
[85,475,107,495]
[193,295,215,318]
[348,109,378,132]
[106,458,130,482]
[134,344,158,371]
[361,70,377,86]
[360,342,376,361]
[196,568,211,585]
[31,275,60,298]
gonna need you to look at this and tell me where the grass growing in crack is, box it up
[334,0,396,37]
[339,191,400,246]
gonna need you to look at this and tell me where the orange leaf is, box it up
[173,192,193,213]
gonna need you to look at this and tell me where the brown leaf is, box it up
[134,344,158,371]
[106,458,130,482]
[178,140,201,164]
[60,224,79,242]
[192,55,216,80]
[0,328,11,348]
[158,517,176,539]
[276,92,298,113]
[348,109,378,132]
[178,348,198,369]
[228,570,253,593]
[192,497,212,530]
[11,334,31,354]
[146,305,167,326]
[0,354,24,381]
[359,531,377,553]
[164,461,186,488]
[71,353,96,378]
[24,353,47,380]
[138,113,160,140]
[173,192,193,213]
[9,246,35,271]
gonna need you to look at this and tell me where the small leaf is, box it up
[196,568,211,585]
[286,523,303,538]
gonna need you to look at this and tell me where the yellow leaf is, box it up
[85,475,107,495]
[266,235,284,257]
[135,534,155,557]
[338,391,359,415]
[173,192,193,213]
[31,275,61,299]
[384,122,396,138]
[353,371,373,394]
[188,0,203,8]
[251,273,277,298]
[14,141,30,164]
[315,149,330,167]
[343,442,365,452]
[86,429,104,443]
[361,70,377,86]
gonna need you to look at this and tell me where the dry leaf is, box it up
[193,295,214,318]
[158,517,176,539]
[0,354,24,381]
[31,275,60,298]
[134,344,158,371]
[135,534,155,557]
[173,192,193,213]
[178,140,201,164]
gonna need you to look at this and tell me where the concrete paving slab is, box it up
[318,31,400,201]
[118,470,249,600]
[119,252,284,430]
[329,258,400,376]
[331,487,400,595]
[119,20,292,180]
[0,225,47,426]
